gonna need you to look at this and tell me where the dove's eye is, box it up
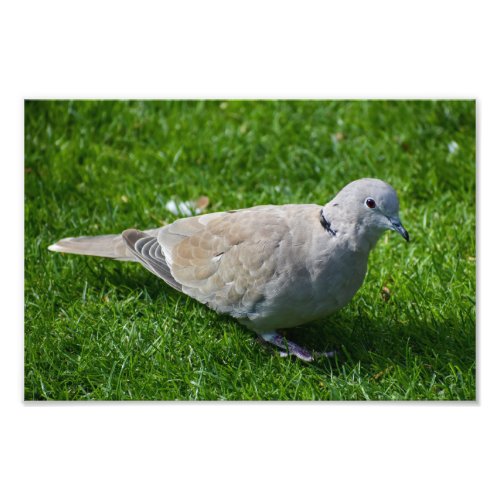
[365,198,377,209]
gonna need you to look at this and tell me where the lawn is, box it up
[24,100,476,400]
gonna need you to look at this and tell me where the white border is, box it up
[2,1,498,498]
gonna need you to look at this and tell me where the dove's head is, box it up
[325,178,409,245]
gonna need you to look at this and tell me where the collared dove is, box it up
[49,178,409,361]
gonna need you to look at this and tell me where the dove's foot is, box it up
[258,331,315,362]
[258,332,337,361]
[281,349,337,360]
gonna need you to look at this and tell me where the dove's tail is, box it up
[48,234,134,261]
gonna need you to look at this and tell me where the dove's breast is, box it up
[238,234,369,332]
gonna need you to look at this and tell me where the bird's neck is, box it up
[320,205,385,253]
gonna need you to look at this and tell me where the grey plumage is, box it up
[48,178,409,361]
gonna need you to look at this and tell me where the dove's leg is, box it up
[258,331,314,362]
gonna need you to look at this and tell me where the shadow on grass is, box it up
[82,258,175,297]
[284,311,475,380]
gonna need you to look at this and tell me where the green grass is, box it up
[24,100,476,400]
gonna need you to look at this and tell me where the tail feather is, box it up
[48,234,134,261]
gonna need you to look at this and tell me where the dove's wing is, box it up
[156,206,310,318]
[121,229,182,291]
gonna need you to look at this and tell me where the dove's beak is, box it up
[389,218,410,242]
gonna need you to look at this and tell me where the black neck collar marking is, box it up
[320,209,337,237]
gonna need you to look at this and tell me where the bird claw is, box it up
[314,350,337,359]
[278,346,314,362]
[259,332,336,362]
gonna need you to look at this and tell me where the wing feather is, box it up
[121,229,182,292]
[156,207,292,316]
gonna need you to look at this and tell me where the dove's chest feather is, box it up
[237,218,371,332]
[272,231,368,308]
